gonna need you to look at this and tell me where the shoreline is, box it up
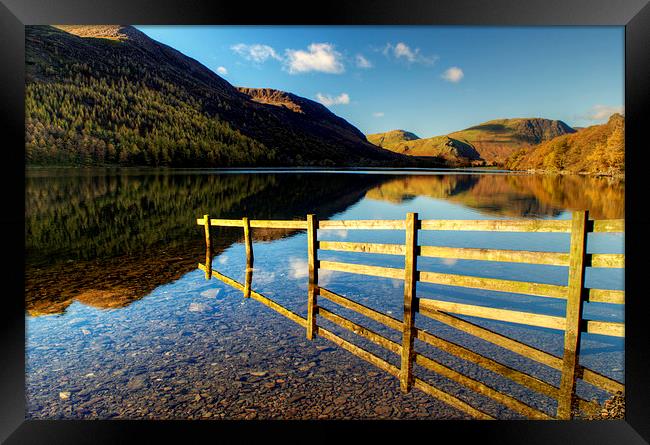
[25,164,624,178]
[516,168,625,179]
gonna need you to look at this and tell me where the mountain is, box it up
[505,113,624,175]
[368,131,481,166]
[25,25,414,167]
[367,129,420,146]
[237,87,375,149]
[368,118,576,165]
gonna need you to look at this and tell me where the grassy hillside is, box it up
[367,129,420,147]
[505,114,624,175]
[367,129,481,166]
[448,118,575,162]
[368,118,575,165]
[25,25,410,167]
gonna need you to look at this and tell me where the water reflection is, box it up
[365,174,624,219]
[25,170,383,315]
[25,169,625,420]
[25,170,623,316]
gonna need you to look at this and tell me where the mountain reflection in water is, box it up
[25,169,623,316]
[365,174,624,219]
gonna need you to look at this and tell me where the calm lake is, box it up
[25,168,625,419]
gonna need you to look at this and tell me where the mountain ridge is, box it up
[26,25,420,167]
[236,87,372,146]
[368,117,576,165]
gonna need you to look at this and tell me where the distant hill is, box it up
[368,118,576,165]
[367,129,420,147]
[505,113,624,175]
[368,132,481,166]
[25,25,413,167]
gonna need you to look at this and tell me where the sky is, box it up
[136,26,624,137]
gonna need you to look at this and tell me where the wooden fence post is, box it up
[203,214,212,280]
[307,214,319,340]
[557,210,589,419]
[400,212,418,393]
[243,217,254,298]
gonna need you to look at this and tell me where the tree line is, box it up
[26,64,277,167]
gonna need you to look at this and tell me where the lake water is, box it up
[25,169,625,419]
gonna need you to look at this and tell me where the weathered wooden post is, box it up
[557,210,589,419]
[203,214,212,280]
[400,212,418,392]
[306,214,319,340]
[243,217,254,298]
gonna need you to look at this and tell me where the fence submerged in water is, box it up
[196,211,624,420]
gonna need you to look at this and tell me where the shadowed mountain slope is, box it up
[25,25,416,167]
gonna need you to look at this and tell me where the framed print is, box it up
[1,0,649,443]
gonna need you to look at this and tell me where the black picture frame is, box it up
[1,0,648,443]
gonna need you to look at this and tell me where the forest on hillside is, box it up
[505,114,624,175]
[25,26,410,168]
[25,70,276,167]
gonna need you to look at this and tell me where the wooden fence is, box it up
[196,212,624,420]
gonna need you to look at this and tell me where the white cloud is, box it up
[372,112,385,118]
[285,43,345,74]
[231,43,282,63]
[315,92,350,106]
[442,66,464,83]
[288,257,308,279]
[216,66,228,75]
[250,269,276,285]
[394,42,417,62]
[584,104,625,121]
[382,42,438,65]
[287,256,334,286]
[355,54,372,69]
[319,229,349,239]
[318,269,334,287]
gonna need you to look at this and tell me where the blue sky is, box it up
[136,26,624,137]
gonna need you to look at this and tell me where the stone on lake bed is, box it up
[288,394,306,403]
[59,392,71,400]
[188,302,210,312]
[298,362,317,372]
[249,371,268,377]
[126,376,147,390]
[200,288,220,299]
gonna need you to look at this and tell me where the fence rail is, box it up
[196,212,625,419]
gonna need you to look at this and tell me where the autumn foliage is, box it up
[506,114,624,175]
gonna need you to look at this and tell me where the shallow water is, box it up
[25,169,625,419]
